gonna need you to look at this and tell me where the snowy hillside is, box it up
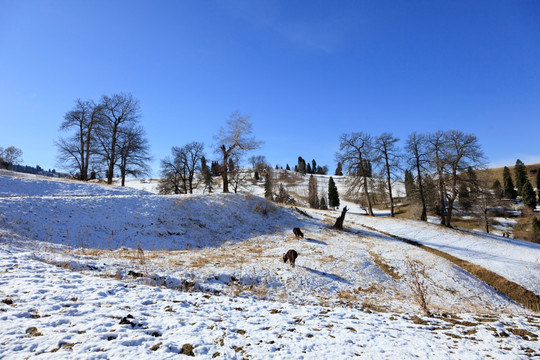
[1,172,539,359]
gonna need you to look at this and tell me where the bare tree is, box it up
[0,146,23,169]
[158,147,187,195]
[374,133,401,217]
[56,99,101,180]
[440,130,485,227]
[405,132,429,221]
[336,132,375,216]
[427,131,449,225]
[214,111,261,193]
[158,142,205,195]
[96,93,141,184]
[116,125,151,186]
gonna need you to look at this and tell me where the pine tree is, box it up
[536,169,540,201]
[306,163,312,174]
[312,159,317,174]
[264,171,273,200]
[328,176,340,209]
[515,159,527,196]
[532,217,540,241]
[522,179,536,209]
[492,179,504,200]
[458,183,472,211]
[201,157,214,194]
[404,169,417,201]
[286,164,290,171]
[335,162,343,176]
[319,196,328,210]
[308,175,319,209]
[503,166,517,199]
[298,156,306,174]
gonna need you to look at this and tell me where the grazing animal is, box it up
[293,227,304,239]
[283,249,298,268]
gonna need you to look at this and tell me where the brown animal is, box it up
[293,227,304,239]
[283,249,298,268]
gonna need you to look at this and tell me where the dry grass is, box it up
[360,223,540,313]
[477,163,540,185]
[368,251,401,281]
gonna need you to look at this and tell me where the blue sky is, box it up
[1,0,539,176]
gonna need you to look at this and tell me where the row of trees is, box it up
[501,160,539,209]
[157,111,262,195]
[295,156,328,175]
[56,93,151,185]
[336,130,486,228]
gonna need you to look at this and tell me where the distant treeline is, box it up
[8,164,67,178]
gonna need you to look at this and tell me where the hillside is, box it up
[1,172,539,358]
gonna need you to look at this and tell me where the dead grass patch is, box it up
[360,224,540,313]
[368,251,401,281]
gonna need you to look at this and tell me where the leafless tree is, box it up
[405,132,429,221]
[158,142,205,195]
[374,133,401,217]
[96,93,141,184]
[116,125,151,186]
[214,111,261,193]
[440,130,485,227]
[427,131,449,225]
[158,148,187,195]
[336,132,375,216]
[0,146,23,169]
[56,99,101,180]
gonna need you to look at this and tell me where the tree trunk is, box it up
[415,162,427,221]
[384,157,394,217]
[362,175,374,216]
[333,206,348,230]
[221,145,229,193]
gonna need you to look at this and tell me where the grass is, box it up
[359,223,540,313]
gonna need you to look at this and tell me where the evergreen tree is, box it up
[467,167,479,195]
[514,159,527,196]
[522,179,536,209]
[311,159,317,174]
[335,162,343,176]
[306,163,312,174]
[536,169,540,201]
[492,179,504,200]
[404,169,417,201]
[319,196,328,210]
[532,217,540,241]
[308,175,319,208]
[201,156,214,193]
[328,176,340,209]
[294,165,298,172]
[264,171,273,200]
[286,164,290,171]
[458,183,472,211]
[503,166,517,199]
[297,156,306,174]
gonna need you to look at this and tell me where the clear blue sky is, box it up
[1,0,539,176]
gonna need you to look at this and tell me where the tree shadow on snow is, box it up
[304,238,327,245]
[298,265,351,284]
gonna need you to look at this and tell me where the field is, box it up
[1,170,539,359]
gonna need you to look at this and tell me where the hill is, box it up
[0,171,539,358]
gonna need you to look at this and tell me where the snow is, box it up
[1,171,539,359]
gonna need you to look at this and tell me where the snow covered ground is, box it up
[1,171,539,359]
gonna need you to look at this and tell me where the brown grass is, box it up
[360,224,540,313]
[368,251,401,281]
[477,163,540,186]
